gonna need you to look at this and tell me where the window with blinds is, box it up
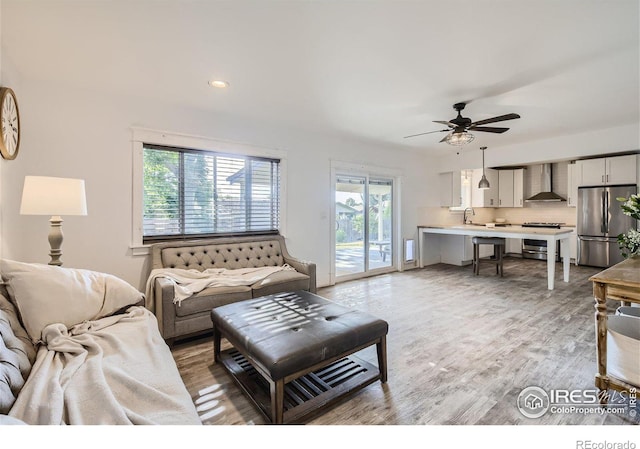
[142,144,280,242]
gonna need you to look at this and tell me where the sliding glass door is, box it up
[335,174,393,280]
[368,177,393,271]
[335,175,366,276]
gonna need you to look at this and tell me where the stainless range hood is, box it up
[525,163,566,202]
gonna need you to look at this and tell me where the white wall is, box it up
[5,73,636,292]
[3,76,637,291]
[0,75,432,290]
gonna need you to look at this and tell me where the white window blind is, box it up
[143,144,280,242]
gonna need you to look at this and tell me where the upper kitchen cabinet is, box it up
[513,169,524,208]
[498,170,513,207]
[439,171,462,207]
[471,168,499,207]
[576,154,638,187]
[498,169,524,208]
[567,163,579,207]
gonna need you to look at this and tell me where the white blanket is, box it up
[145,265,294,307]
[8,306,201,425]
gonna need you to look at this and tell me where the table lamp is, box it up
[20,176,87,266]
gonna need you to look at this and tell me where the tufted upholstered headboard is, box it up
[151,234,293,272]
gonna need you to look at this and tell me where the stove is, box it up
[522,222,563,229]
[521,223,563,260]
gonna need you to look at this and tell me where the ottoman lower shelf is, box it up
[211,291,388,424]
[219,348,381,424]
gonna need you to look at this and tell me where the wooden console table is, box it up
[589,257,640,400]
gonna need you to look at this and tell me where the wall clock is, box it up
[0,87,20,160]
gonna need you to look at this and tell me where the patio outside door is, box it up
[335,174,393,280]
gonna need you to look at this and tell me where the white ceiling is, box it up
[2,0,639,154]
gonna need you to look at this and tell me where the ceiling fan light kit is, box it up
[405,102,520,147]
[445,131,474,146]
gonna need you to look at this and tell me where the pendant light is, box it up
[478,146,490,190]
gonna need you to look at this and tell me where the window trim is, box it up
[131,127,287,255]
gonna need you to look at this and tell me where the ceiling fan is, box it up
[404,102,521,146]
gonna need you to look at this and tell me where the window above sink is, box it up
[449,169,473,211]
[440,170,473,212]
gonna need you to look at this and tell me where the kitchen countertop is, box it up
[418,224,573,236]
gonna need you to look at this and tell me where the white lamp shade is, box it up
[20,176,87,216]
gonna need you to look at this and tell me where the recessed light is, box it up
[209,80,229,88]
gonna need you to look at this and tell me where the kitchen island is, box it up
[418,224,573,290]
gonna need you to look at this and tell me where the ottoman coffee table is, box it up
[210,291,388,424]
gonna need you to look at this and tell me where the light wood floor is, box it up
[171,258,638,425]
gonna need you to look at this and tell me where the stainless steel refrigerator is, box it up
[577,184,637,267]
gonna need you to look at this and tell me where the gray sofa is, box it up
[149,234,316,345]
[0,260,201,425]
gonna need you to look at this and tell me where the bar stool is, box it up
[472,237,505,276]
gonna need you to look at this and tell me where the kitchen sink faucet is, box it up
[463,207,475,224]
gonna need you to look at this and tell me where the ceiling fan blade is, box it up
[433,120,455,127]
[403,129,449,139]
[469,126,510,134]
[439,134,450,143]
[469,113,520,127]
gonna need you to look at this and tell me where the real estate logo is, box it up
[517,386,636,419]
[517,386,550,418]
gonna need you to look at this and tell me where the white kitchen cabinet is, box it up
[607,155,637,184]
[567,163,579,207]
[471,168,499,208]
[497,169,524,208]
[578,158,604,186]
[498,170,514,207]
[439,171,462,207]
[440,235,493,265]
[506,238,522,255]
[440,235,469,266]
[577,155,638,187]
[513,168,524,208]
